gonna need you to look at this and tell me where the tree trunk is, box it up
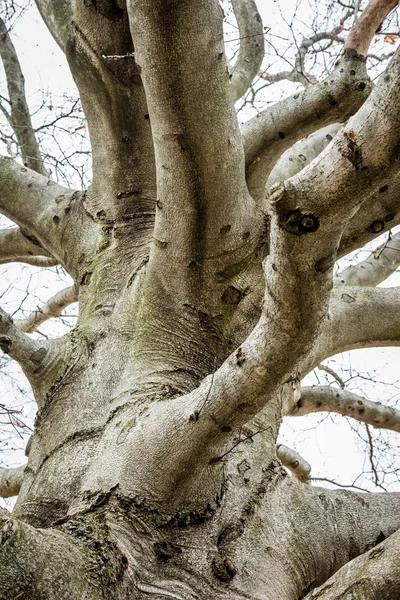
[1,0,400,598]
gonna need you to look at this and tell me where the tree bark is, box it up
[1,1,400,599]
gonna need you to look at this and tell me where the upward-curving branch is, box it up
[229,0,265,101]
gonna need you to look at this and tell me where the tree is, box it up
[1,0,400,597]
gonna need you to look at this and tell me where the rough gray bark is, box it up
[305,527,400,599]
[0,0,400,598]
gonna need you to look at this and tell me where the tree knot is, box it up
[212,554,237,581]
[280,209,320,235]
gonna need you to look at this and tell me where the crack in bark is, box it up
[217,460,286,548]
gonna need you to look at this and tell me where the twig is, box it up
[209,426,270,464]
[365,423,385,489]
[317,364,345,388]
[189,358,217,421]
[310,476,370,493]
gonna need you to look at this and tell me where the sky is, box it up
[0,0,400,507]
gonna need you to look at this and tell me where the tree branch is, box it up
[0,307,49,372]
[243,50,371,202]
[67,6,158,224]
[266,126,400,259]
[16,285,78,333]
[180,47,400,453]
[288,386,400,433]
[0,465,25,498]
[287,285,400,392]
[268,479,400,600]
[0,226,57,267]
[276,444,311,483]
[34,0,74,50]
[0,18,47,175]
[306,527,400,600]
[229,0,265,101]
[0,157,82,268]
[336,230,400,286]
[259,28,345,89]
[344,0,399,57]
[339,168,400,257]
[327,286,400,355]
[243,0,400,204]
[129,0,254,263]
[317,363,345,388]
[294,29,345,87]
[266,123,342,194]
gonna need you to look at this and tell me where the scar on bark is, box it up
[236,347,245,366]
[212,554,238,581]
[280,209,320,236]
[339,129,363,170]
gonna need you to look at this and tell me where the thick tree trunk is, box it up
[1,0,400,598]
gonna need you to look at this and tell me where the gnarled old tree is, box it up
[1,0,400,598]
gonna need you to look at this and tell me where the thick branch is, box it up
[0,307,49,372]
[339,168,400,257]
[314,488,400,582]
[0,465,25,498]
[306,527,400,600]
[129,0,254,265]
[345,0,399,57]
[285,285,400,399]
[0,507,104,598]
[243,50,371,202]
[0,157,80,266]
[34,0,74,50]
[230,0,265,101]
[266,127,400,258]
[266,124,342,195]
[0,18,47,175]
[276,444,311,483]
[289,386,400,433]
[244,0,400,204]
[327,286,400,354]
[0,226,57,267]
[16,285,78,333]
[336,230,400,286]
[66,4,157,223]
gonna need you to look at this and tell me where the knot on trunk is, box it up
[212,554,237,582]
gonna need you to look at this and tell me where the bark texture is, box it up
[0,0,400,598]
